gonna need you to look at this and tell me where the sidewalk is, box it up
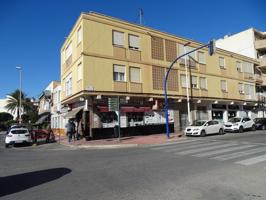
[58,132,185,149]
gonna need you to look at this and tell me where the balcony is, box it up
[255,74,263,84]
[243,72,254,80]
[259,57,266,69]
[255,39,266,51]
[130,82,142,93]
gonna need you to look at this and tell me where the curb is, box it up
[59,142,139,149]
[58,135,187,149]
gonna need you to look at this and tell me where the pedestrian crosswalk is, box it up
[149,139,266,168]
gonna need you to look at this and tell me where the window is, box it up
[186,46,196,60]
[129,35,140,50]
[77,26,82,44]
[192,76,198,88]
[113,64,125,81]
[220,80,227,92]
[198,51,205,64]
[238,83,244,94]
[151,36,164,60]
[219,57,225,69]
[113,31,124,46]
[244,84,255,99]
[199,77,207,89]
[130,67,140,83]
[77,63,82,81]
[242,61,254,74]
[65,42,72,59]
[236,61,242,72]
[181,74,190,88]
[178,43,184,56]
[65,74,72,96]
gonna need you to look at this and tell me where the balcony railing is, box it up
[255,39,266,50]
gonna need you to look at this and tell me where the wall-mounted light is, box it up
[178,99,182,102]
[96,95,102,100]
[214,100,218,104]
[243,102,247,105]
[126,96,130,101]
[197,100,201,104]
[230,101,234,105]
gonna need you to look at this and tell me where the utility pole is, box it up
[139,9,143,25]
[16,66,22,124]
[184,42,191,125]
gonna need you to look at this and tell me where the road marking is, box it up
[176,143,238,155]
[151,140,204,150]
[150,139,201,148]
[212,147,266,161]
[193,145,255,157]
[236,154,266,165]
[163,141,224,153]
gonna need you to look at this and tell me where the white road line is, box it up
[212,147,266,161]
[151,140,205,150]
[150,139,201,148]
[176,143,238,155]
[163,141,224,153]
[193,145,255,157]
[236,154,266,166]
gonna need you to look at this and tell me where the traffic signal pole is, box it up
[164,40,216,138]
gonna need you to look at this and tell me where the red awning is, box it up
[97,106,109,112]
[121,106,151,113]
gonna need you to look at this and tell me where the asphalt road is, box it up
[1,130,266,200]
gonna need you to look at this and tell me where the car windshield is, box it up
[254,118,263,123]
[191,120,206,126]
[10,129,28,134]
[228,118,241,123]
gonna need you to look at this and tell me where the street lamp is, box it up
[163,40,216,138]
[184,42,192,125]
[16,66,22,124]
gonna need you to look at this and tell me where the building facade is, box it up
[60,12,261,139]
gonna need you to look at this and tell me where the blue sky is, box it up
[0,0,265,99]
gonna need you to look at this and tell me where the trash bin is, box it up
[114,125,119,138]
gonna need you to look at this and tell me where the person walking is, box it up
[65,119,75,142]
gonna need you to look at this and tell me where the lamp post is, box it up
[16,66,22,124]
[184,42,192,126]
[163,40,216,138]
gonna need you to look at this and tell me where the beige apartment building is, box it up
[60,12,261,139]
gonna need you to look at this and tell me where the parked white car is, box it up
[185,120,224,136]
[223,117,256,133]
[5,127,32,148]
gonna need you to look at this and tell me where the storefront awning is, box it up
[35,114,49,125]
[97,106,151,113]
[64,107,83,118]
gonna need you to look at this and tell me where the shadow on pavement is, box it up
[0,167,71,197]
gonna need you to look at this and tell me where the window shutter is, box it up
[113,31,124,46]
[130,67,140,82]
[129,35,139,49]
[114,65,125,73]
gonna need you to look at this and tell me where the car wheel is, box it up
[200,130,206,137]
[219,128,224,135]
[251,125,256,131]
[239,126,244,133]
[262,125,266,130]
[5,144,9,148]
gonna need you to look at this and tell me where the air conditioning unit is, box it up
[192,84,197,88]
[239,90,244,94]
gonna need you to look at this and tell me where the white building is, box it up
[0,98,17,119]
[50,84,67,136]
[216,28,266,118]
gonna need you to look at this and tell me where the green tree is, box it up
[0,112,13,122]
[5,89,33,122]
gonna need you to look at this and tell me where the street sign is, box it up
[108,98,119,111]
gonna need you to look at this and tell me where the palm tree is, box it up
[5,89,33,121]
